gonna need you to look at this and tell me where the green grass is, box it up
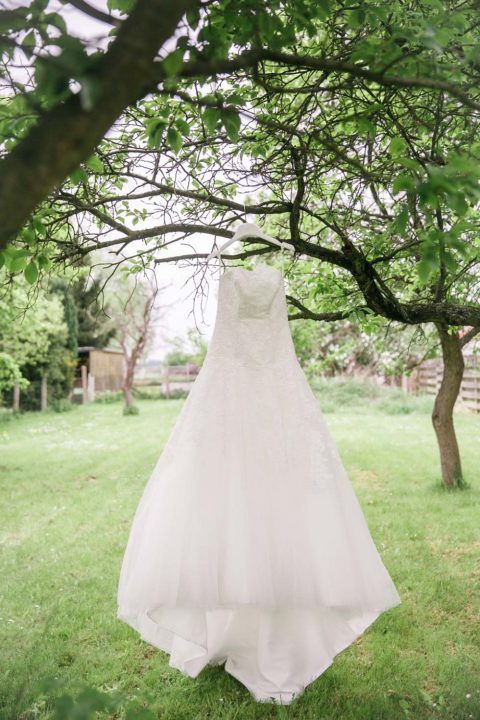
[0,394,479,720]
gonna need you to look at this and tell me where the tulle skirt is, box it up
[117,354,401,703]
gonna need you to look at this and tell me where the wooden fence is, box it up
[133,364,200,397]
[409,357,480,412]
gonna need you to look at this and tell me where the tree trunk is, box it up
[432,323,464,488]
[123,362,135,409]
[41,374,48,411]
[81,364,88,404]
[123,384,134,408]
[12,383,20,411]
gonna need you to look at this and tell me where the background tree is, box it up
[290,319,439,382]
[0,352,28,404]
[50,277,79,355]
[71,273,118,348]
[164,327,209,367]
[0,278,72,410]
[108,274,161,413]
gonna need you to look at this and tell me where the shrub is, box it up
[123,404,140,416]
[94,391,123,404]
[49,398,75,413]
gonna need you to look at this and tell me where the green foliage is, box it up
[0,276,77,409]
[290,314,437,380]
[107,0,135,14]
[166,126,183,155]
[93,389,123,403]
[24,260,38,284]
[221,108,241,142]
[62,288,79,355]
[161,48,185,77]
[71,272,117,349]
[202,107,221,133]
[0,278,67,371]
[122,403,139,415]
[164,328,208,368]
[49,397,74,413]
[133,386,189,400]
[0,351,28,397]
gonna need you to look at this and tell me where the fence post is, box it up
[87,374,95,402]
[13,383,20,411]
[81,364,88,404]
[40,374,48,411]
[164,365,170,398]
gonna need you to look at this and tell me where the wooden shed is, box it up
[74,346,125,401]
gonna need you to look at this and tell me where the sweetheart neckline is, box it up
[220,263,282,279]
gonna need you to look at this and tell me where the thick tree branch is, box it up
[285,294,351,322]
[0,0,196,249]
[460,326,480,347]
[169,50,480,113]
[63,0,121,26]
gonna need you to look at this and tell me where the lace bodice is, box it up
[205,263,299,368]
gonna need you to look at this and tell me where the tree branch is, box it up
[0,0,196,249]
[63,0,121,26]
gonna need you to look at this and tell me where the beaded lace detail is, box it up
[206,264,298,368]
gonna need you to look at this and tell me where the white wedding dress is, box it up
[117,262,401,704]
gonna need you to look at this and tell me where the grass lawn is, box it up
[0,390,479,720]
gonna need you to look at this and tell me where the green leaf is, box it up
[44,12,67,33]
[166,127,183,155]
[0,251,4,270]
[69,167,88,184]
[21,29,36,52]
[391,205,409,234]
[32,217,46,236]
[202,107,221,133]
[186,6,201,29]
[347,8,366,28]
[318,0,331,20]
[24,261,39,284]
[37,254,52,270]
[445,192,469,216]
[0,8,28,33]
[175,119,190,137]
[107,0,134,14]
[10,249,29,272]
[145,117,168,148]
[226,93,247,106]
[417,257,435,284]
[396,156,422,171]
[221,109,241,143]
[417,180,440,209]
[388,137,408,157]
[162,49,184,77]
[356,117,376,136]
[22,226,36,244]
[392,173,415,194]
[443,250,458,272]
[85,155,105,173]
